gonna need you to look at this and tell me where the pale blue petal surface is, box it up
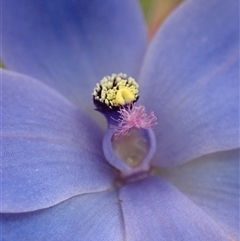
[1,190,124,241]
[140,0,239,166]
[157,149,240,240]
[1,70,115,213]
[1,0,146,114]
[119,176,228,241]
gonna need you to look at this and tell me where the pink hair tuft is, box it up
[111,104,157,138]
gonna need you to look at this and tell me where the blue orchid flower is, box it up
[1,0,239,240]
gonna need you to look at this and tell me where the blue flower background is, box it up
[1,0,239,240]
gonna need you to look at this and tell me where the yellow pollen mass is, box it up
[93,73,139,109]
[116,88,135,105]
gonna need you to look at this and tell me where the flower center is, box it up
[92,73,139,111]
[93,73,157,179]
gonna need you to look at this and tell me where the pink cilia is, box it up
[111,104,158,139]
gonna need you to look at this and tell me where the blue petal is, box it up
[119,176,228,240]
[1,70,115,213]
[156,149,240,240]
[1,190,124,241]
[140,0,239,166]
[1,0,146,116]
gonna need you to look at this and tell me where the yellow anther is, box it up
[93,73,139,109]
[116,88,135,105]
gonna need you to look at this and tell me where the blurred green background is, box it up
[139,0,184,39]
[139,0,154,17]
[0,61,5,68]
